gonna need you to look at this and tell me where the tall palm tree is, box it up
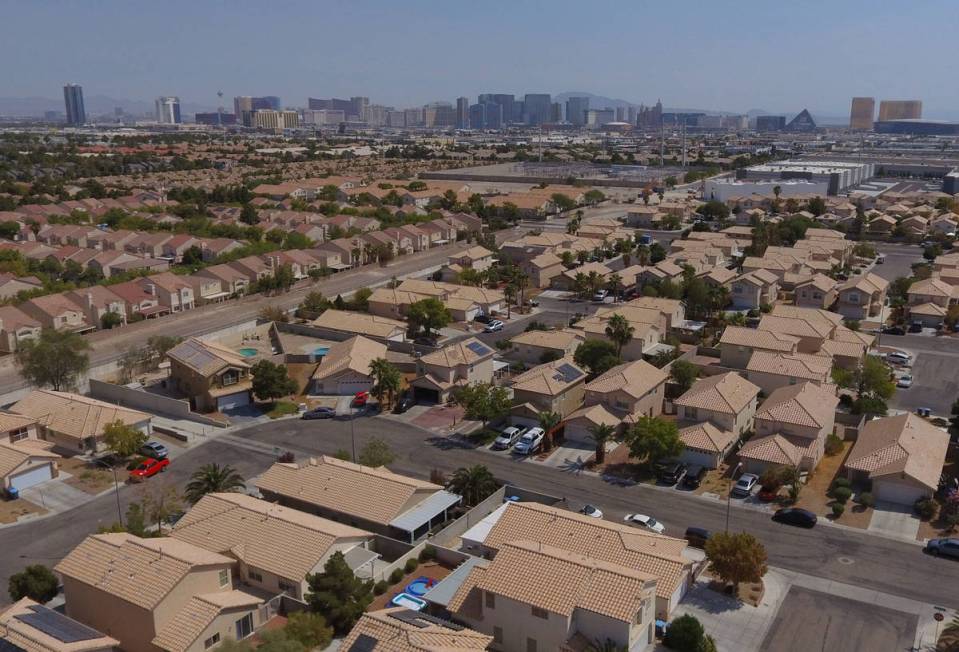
[938,615,959,652]
[606,273,624,301]
[503,282,516,319]
[588,423,616,465]
[538,411,563,452]
[369,358,401,408]
[587,271,604,295]
[185,464,245,504]
[604,313,634,357]
[445,465,499,507]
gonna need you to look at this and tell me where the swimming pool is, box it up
[313,346,330,356]
[237,348,258,357]
[389,593,426,611]
[405,577,436,597]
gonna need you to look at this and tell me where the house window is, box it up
[218,569,229,587]
[8,427,28,443]
[234,614,253,640]
[531,606,548,620]
[278,580,295,594]
[484,592,495,609]
[493,627,503,644]
[847,292,860,304]
[204,634,220,649]
[221,370,239,386]
[526,638,537,652]
[248,570,263,582]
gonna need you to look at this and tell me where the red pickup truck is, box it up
[129,457,170,482]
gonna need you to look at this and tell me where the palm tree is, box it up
[587,271,604,295]
[938,615,959,652]
[636,244,651,266]
[604,313,634,357]
[606,273,624,301]
[538,411,563,452]
[445,465,499,507]
[503,282,516,319]
[588,423,616,465]
[369,358,401,408]
[573,272,589,299]
[185,464,245,504]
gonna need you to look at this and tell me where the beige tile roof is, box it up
[909,302,947,317]
[564,403,621,429]
[845,413,950,490]
[455,245,494,262]
[0,598,118,652]
[311,335,387,382]
[312,309,406,339]
[739,433,802,466]
[675,372,760,415]
[719,326,798,352]
[152,591,262,652]
[509,328,583,351]
[255,456,443,525]
[832,325,874,347]
[11,390,150,442]
[55,533,232,610]
[679,422,737,454]
[755,382,838,430]
[167,338,251,377]
[171,493,371,581]
[795,273,837,293]
[0,440,59,479]
[908,277,955,298]
[420,338,494,368]
[746,351,831,382]
[839,272,889,294]
[819,338,866,360]
[0,412,38,433]
[585,359,668,399]
[341,608,492,652]
[770,304,843,326]
[477,502,689,602]
[758,315,833,340]
[510,358,586,396]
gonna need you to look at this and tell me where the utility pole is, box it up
[681,119,687,168]
[659,120,665,167]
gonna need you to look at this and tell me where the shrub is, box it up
[373,580,389,596]
[418,546,437,562]
[832,486,852,504]
[389,568,404,584]
[832,503,845,518]
[856,492,875,508]
[663,614,707,651]
[404,558,419,574]
[832,477,851,489]
[915,497,937,520]
[824,434,844,456]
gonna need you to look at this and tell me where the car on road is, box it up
[684,527,710,548]
[731,473,759,497]
[140,441,169,459]
[592,289,608,302]
[682,465,707,489]
[623,513,665,534]
[580,505,603,519]
[302,406,336,420]
[352,391,369,407]
[484,320,504,333]
[513,427,545,455]
[897,375,914,388]
[394,395,415,414]
[658,461,688,485]
[129,457,169,482]
[925,538,959,559]
[886,351,912,366]
[772,507,818,528]
[881,326,906,336]
[492,426,526,451]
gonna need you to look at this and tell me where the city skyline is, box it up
[2,0,957,119]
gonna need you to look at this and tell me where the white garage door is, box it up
[217,391,251,411]
[680,449,719,469]
[336,380,371,395]
[874,480,925,506]
[10,464,52,492]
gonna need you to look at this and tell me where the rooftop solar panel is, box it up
[347,633,378,652]
[555,362,584,383]
[15,605,103,644]
[465,341,491,356]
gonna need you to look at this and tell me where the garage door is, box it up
[413,386,440,404]
[217,391,251,411]
[336,380,371,396]
[680,449,719,469]
[10,464,52,492]
[874,480,925,506]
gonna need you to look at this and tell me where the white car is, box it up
[513,427,545,455]
[592,289,609,302]
[484,320,504,333]
[580,505,603,519]
[731,473,759,497]
[886,351,912,366]
[897,374,913,388]
[623,513,665,534]
[492,426,525,450]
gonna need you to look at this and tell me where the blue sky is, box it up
[2,0,957,117]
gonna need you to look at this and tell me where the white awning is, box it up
[389,490,462,533]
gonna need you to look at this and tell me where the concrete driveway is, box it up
[868,500,921,540]
[537,441,596,472]
[19,475,99,515]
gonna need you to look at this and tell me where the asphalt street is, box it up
[6,415,958,611]
[884,333,959,415]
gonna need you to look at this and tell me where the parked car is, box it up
[592,289,608,302]
[876,254,885,264]
[352,391,369,407]
[897,375,914,388]
[580,504,603,519]
[473,313,491,324]
[140,441,169,460]
[731,473,759,497]
[908,321,923,333]
[772,507,818,528]
[394,395,415,414]
[925,538,959,559]
[886,351,912,365]
[623,513,665,534]
[302,406,336,420]
[917,407,933,417]
[682,465,707,489]
[129,457,169,482]
[492,426,526,451]
[658,461,688,485]
[513,427,545,455]
[484,320,504,333]
[881,326,906,336]
[684,527,710,548]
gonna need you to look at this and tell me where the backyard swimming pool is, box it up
[238,348,258,357]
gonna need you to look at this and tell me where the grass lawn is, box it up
[265,400,300,419]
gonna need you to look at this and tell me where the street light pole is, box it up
[726,462,743,533]
[94,459,123,528]
[350,406,357,462]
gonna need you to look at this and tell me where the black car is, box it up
[772,507,818,528]
[682,465,707,489]
[908,321,923,333]
[394,395,415,414]
[925,538,959,559]
[882,326,906,336]
[684,527,710,548]
[658,461,688,485]
[302,406,335,420]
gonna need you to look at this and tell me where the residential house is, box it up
[745,351,833,395]
[312,310,407,342]
[844,413,950,506]
[411,338,496,404]
[0,413,60,493]
[522,252,565,288]
[552,261,612,292]
[66,286,127,329]
[738,433,804,475]
[909,301,948,328]
[161,234,202,262]
[57,533,263,652]
[0,305,41,353]
[10,390,151,454]
[195,264,252,296]
[507,329,583,365]
[255,456,461,542]
[750,382,838,472]
[572,305,665,360]
[509,358,586,423]
[0,274,42,300]
[19,293,94,333]
[229,256,273,285]
[310,336,387,395]
[187,274,231,306]
[201,238,244,261]
[678,421,737,469]
[626,297,686,331]
[718,326,799,370]
[341,609,491,652]
[866,214,896,236]
[0,598,117,652]
[730,269,779,310]
[907,277,958,309]
[166,338,253,413]
[794,274,838,310]
[674,372,761,435]
[109,280,168,320]
[139,272,195,312]
[836,273,888,320]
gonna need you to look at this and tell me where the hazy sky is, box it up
[2,0,957,117]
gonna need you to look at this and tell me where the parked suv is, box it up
[513,428,545,455]
[658,461,688,485]
[682,465,707,489]
[492,426,526,451]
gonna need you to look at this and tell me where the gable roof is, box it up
[0,598,118,652]
[755,382,838,429]
[151,591,262,652]
[845,413,950,490]
[719,326,798,353]
[310,335,387,382]
[739,433,803,467]
[10,390,150,442]
[585,359,668,399]
[312,310,406,339]
[509,328,583,351]
[420,338,494,368]
[674,372,760,415]
[510,358,586,396]
[746,351,831,381]
[340,608,492,652]
[678,422,737,454]
[166,338,250,376]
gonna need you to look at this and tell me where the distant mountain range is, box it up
[0,95,217,118]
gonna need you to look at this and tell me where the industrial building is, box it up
[705,178,828,202]
[739,160,874,195]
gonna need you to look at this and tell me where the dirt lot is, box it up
[367,560,453,612]
[0,497,45,524]
[794,441,873,529]
[60,457,118,495]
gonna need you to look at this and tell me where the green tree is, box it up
[103,420,148,458]
[584,189,606,205]
[358,437,395,467]
[147,335,182,363]
[16,328,91,391]
[574,338,621,376]
[369,358,402,408]
[406,297,451,338]
[626,416,684,463]
[589,423,617,465]
[858,355,895,401]
[699,200,730,222]
[604,313,634,357]
[239,204,259,225]
[704,531,768,592]
[251,360,298,403]
[663,614,712,652]
[256,631,304,652]
[453,383,510,426]
[282,611,333,650]
[8,565,58,603]
[185,463,245,503]
[670,360,699,394]
[446,465,500,507]
[306,551,374,634]
[538,410,563,451]
[551,193,577,212]
[100,311,124,329]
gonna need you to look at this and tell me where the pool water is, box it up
[238,348,258,357]
[390,593,426,611]
[405,577,436,597]
[313,346,330,356]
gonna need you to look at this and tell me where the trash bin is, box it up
[6,487,19,501]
